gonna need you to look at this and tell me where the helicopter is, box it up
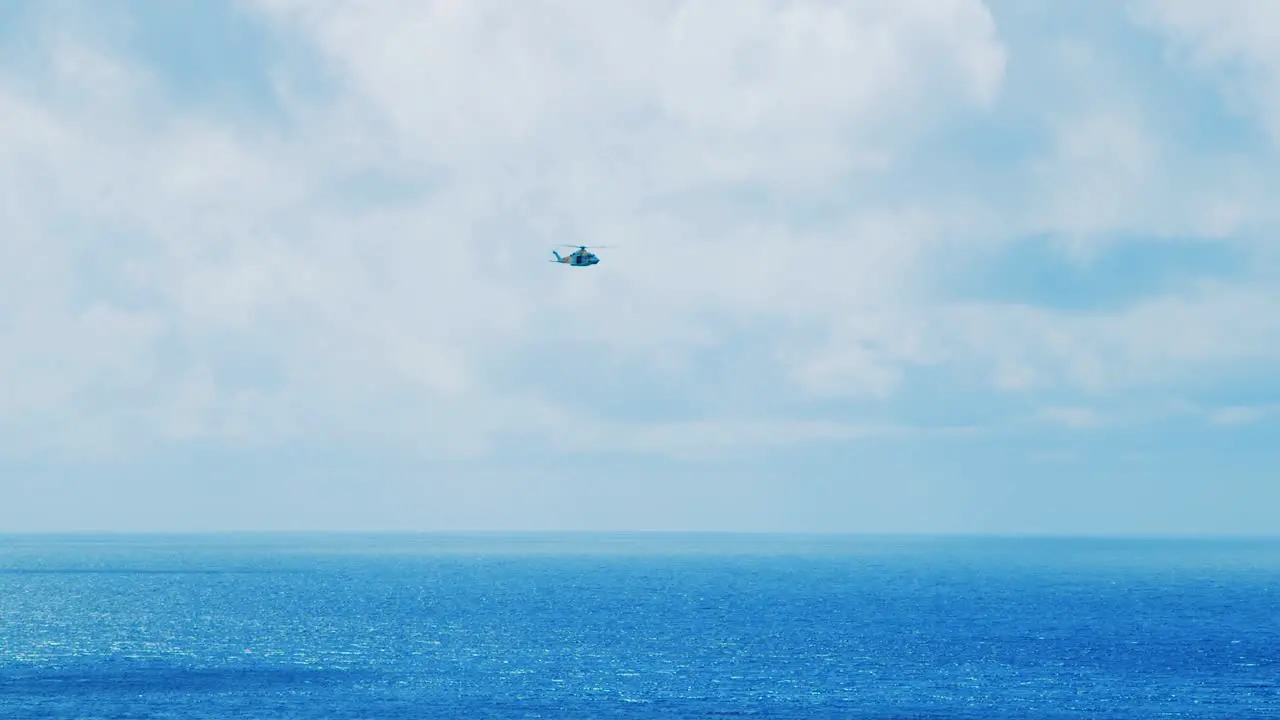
[551,245,612,267]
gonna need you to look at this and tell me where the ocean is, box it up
[0,533,1276,718]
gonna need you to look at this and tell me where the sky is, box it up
[1,0,1278,534]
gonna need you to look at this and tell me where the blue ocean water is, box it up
[0,533,1276,718]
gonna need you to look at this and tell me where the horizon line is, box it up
[2,529,1278,540]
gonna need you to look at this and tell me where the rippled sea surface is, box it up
[1,533,1277,718]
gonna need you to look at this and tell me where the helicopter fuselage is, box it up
[553,250,599,266]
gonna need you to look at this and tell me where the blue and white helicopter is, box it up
[551,245,612,267]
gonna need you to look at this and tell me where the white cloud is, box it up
[252,0,1005,172]
[1209,403,1280,426]
[1032,109,1158,255]
[1036,406,1106,429]
[1130,0,1280,143]
[937,279,1280,394]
